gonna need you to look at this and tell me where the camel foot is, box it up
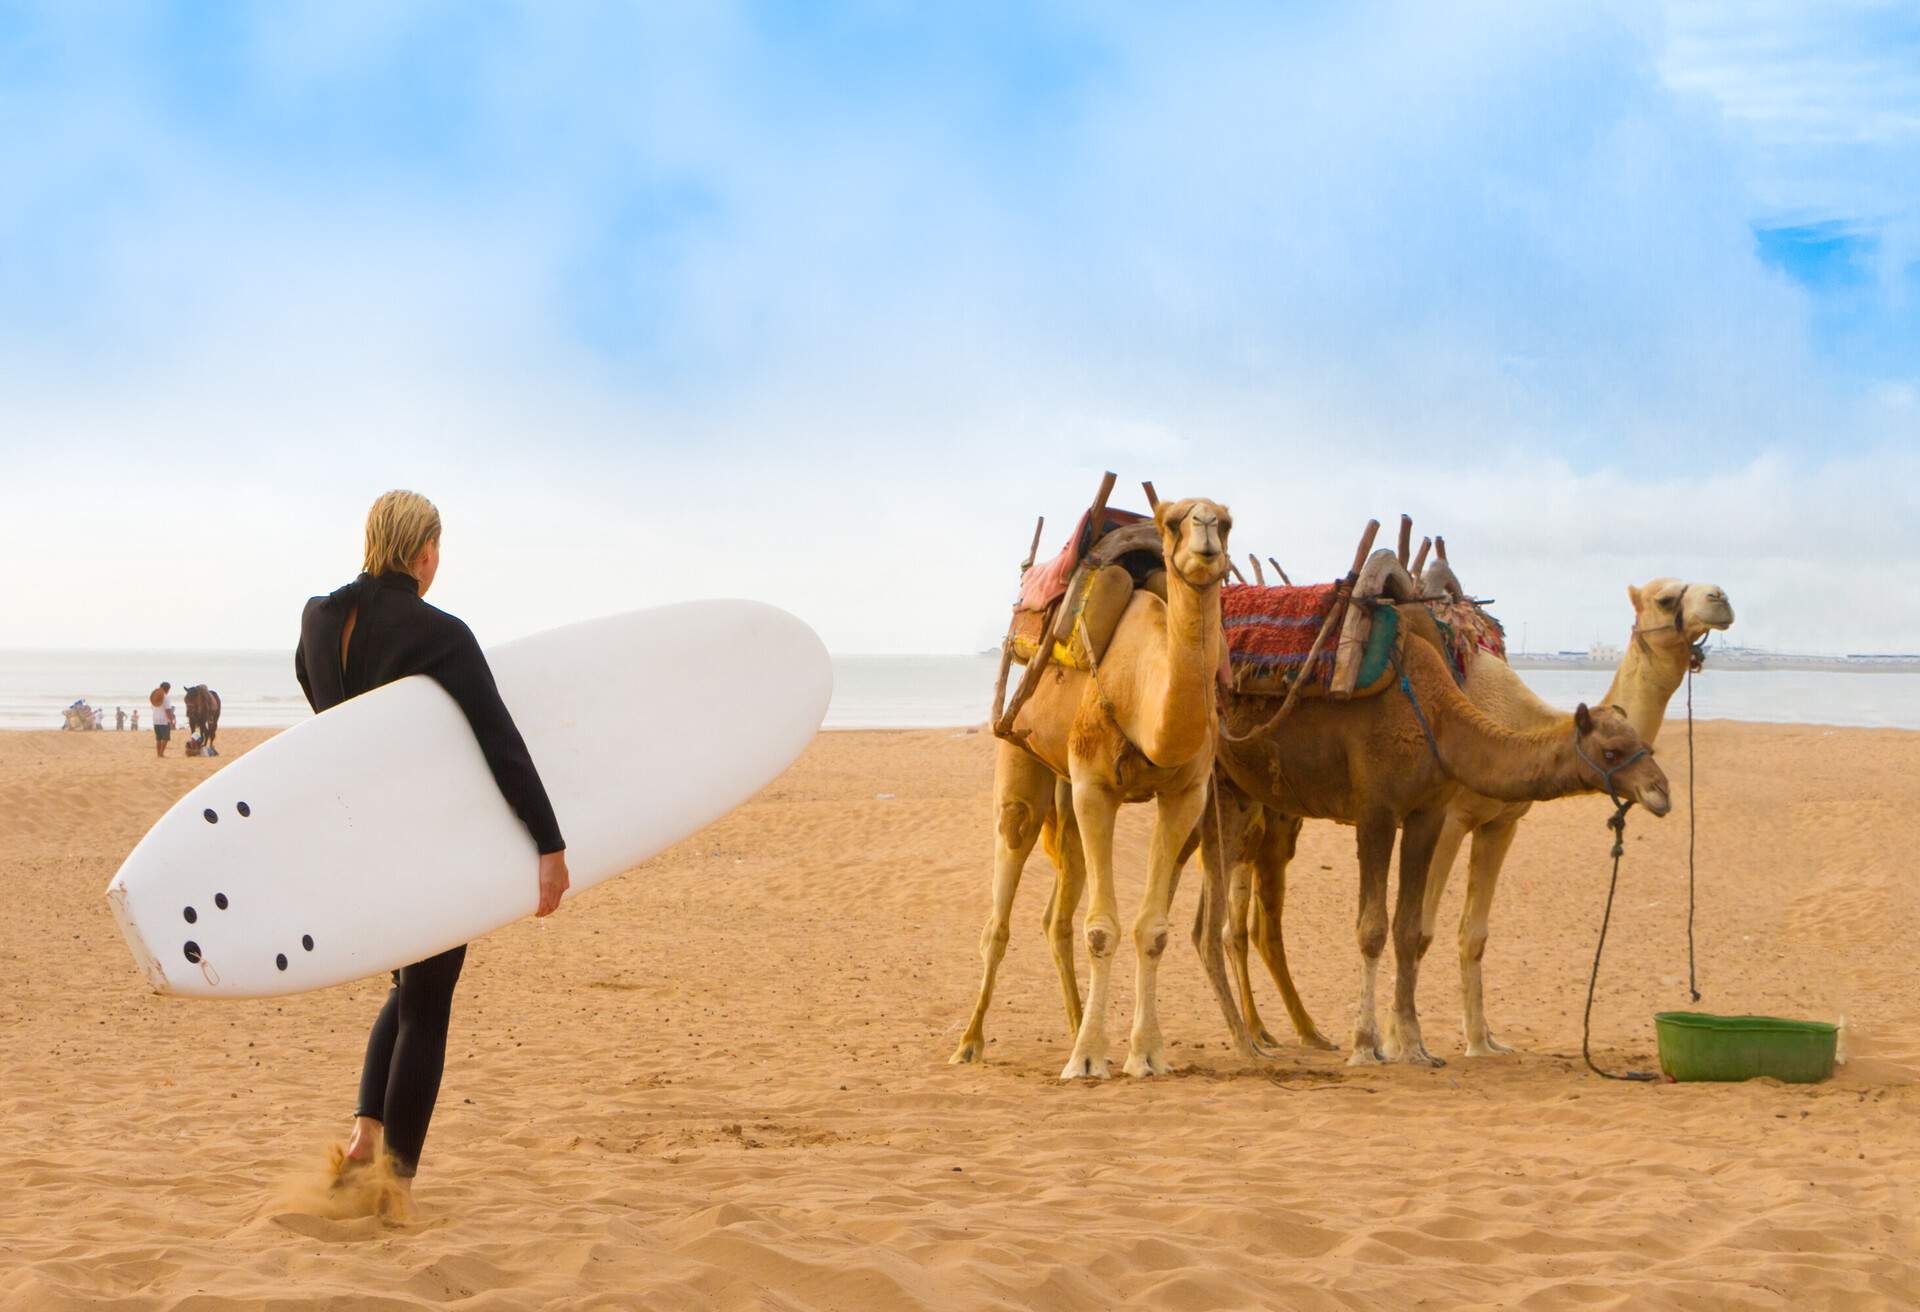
[1464,1033,1515,1057]
[1122,1047,1173,1078]
[948,1035,986,1065]
[1346,1041,1386,1066]
[1060,1052,1112,1081]
[1297,1028,1340,1053]
[1383,1026,1447,1068]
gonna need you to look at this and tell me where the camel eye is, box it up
[1604,749,1620,763]
[1659,595,1678,609]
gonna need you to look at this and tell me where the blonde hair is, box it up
[362,490,441,578]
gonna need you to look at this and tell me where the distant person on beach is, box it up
[149,683,174,757]
[295,489,569,1214]
[130,708,140,732]
[116,707,126,731]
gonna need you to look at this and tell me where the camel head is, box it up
[1572,702,1671,816]
[1155,498,1233,588]
[1627,578,1735,649]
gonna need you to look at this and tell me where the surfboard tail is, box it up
[107,878,171,994]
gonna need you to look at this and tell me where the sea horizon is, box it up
[10,647,1920,734]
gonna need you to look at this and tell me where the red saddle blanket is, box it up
[1222,582,1341,686]
[1014,507,1152,613]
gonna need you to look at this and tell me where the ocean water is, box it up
[3,649,1916,733]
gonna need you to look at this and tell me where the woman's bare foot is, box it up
[342,1115,382,1163]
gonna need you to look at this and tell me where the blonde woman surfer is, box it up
[295,490,570,1210]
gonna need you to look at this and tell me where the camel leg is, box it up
[1061,775,1123,1080]
[1190,778,1271,1063]
[1123,780,1209,1077]
[1346,810,1396,1065]
[1166,824,1200,905]
[1248,812,1337,1050]
[949,743,1054,1065]
[1228,815,1265,1045]
[1460,817,1522,1057]
[1418,812,1472,964]
[1384,807,1446,1068]
[1040,776,1088,1038]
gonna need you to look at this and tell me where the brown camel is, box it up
[1227,576,1733,1058]
[950,497,1251,1079]
[1200,613,1673,1067]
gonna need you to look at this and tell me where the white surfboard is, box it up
[107,600,831,998]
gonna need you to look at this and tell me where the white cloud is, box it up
[1,3,1914,655]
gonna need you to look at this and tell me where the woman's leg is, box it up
[375,944,467,1177]
[350,974,405,1158]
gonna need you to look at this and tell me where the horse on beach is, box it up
[184,685,222,757]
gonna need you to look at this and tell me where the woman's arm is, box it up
[294,640,315,713]
[426,618,566,856]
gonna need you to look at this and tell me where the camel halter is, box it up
[1571,732,1649,811]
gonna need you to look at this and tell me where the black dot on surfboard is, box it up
[275,953,288,971]
[202,808,218,824]
[183,907,197,924]
[215,893,229,910]
[236,802,251,817]
[183,941,201,964]
[301,934,314,951]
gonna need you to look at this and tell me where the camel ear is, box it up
[1626,583,1643,611]
[1574,702,1594,735]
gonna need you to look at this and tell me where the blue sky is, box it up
[1,1,1915,654]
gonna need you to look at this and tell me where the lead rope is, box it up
[1579,798,1656,1081]
[1572,731,1658,1082]
[1685,650,1701,1003]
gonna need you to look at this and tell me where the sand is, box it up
[2,720,1916,1310]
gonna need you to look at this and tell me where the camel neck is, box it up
[1600,631,1689,743]
[1419,646,1589,803]
[1144,569,1222,766]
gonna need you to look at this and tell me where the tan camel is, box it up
[1227,577,1733,1058]
[1202,622,1673,1067]
[950,498,1250,1079]
[1413,576,1734,1054]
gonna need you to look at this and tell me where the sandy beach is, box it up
[3,720,1916,1310]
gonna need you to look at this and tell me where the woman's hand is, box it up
[536,851,571,917]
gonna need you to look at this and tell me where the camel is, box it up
[1201,596,1673,1067]
[1413,576,1733,1054]
[950,497,1250,1079]
[1227,576,1733,1058]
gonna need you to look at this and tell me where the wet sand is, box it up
[2,722,1916,1309]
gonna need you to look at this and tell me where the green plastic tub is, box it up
[1654,1011,1838,1084]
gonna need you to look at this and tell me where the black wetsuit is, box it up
[296,570,564,1176]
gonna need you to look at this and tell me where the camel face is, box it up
[1156,498,1233,588]
[1573,703,1671,816]
[1629,578,1735,645]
